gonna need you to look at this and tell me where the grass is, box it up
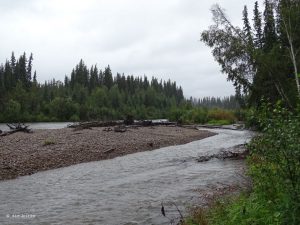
[43,138,56,146]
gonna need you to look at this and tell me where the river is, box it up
[0,128,253,225]
[0,122,71,132]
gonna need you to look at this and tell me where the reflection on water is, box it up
[0,129,253,225]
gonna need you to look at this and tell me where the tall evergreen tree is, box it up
[17,52,28,88]
[10,52,16,75]
[0,65,5,94]
[253,1,263,49]
[89,65,98,91]
[4,61,12,91]
[243,6,253,45]
[263,0,277,51]
[26,53,33,88]
[103,65,113,89]
[33,71,37,85]
[98,70,103,86]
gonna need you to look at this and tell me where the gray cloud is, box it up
[0,0,262,98]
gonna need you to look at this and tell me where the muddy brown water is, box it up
[0,128,253,225]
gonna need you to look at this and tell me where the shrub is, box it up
[207,119,231,125]
[184,103,300,225]
[207,109,236,123]
[70,114,80,122]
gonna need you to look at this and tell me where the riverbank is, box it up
[0,126,215,181]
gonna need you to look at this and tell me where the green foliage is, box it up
[246,104,300,224]
[0,53,240,123]
[207,109,236,123]
[49,97,78,121]
[69,114,80,122]
[168,107,237,125]
[207,119,231,126]
[201,0,300,108]
[36,113,50,122]
[0,53,187,122]
[4,99,21,122]
[194,96,240,109]
[185,104,300,225]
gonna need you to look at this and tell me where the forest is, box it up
[0,53,239,123]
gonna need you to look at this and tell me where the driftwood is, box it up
[197,144,249,162]
[197,124,245,130]
[103,148,115,154]
[103,127,113,132]
[0,123,32,137]
[68,121,123,131]
[68,119,177,131]
[114,125,127,133]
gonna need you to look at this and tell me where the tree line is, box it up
[190,95,240,109]
[0,53,186,122]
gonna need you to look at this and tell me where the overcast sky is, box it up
[0,0,262,98]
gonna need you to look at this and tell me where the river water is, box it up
[0,122,71,132]
[0,129,253,225]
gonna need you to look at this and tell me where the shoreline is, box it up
[0,126,216,181]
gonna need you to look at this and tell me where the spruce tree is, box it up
[0,65,5,94]
[18,52,28,88]
[98,70,103,86]
[89,65,98,91]
[103,65,113,89]
[33,71,37,85]
[26,53,33,88]
[4,61,12,91]
[10,52,16,75]
[263,0,277,51]
[243,6,253,45]
[253,1,263,48]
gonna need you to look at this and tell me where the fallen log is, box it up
[197,124,245,130]
[197,144,249,162]
[103,127,113,132]
[69,121,123,130]
[114,125,127,133]
[0,123,32,137]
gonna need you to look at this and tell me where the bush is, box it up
[207,109,236,123]
[184,103,300,225]
[69,114,80,122]
[192,108,208,124]
[4,99,21,122]
[207,119,232,125]
[246,104,300,224]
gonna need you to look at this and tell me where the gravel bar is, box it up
[0,126,215,181]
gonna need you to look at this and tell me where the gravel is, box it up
[0,126,215,181]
